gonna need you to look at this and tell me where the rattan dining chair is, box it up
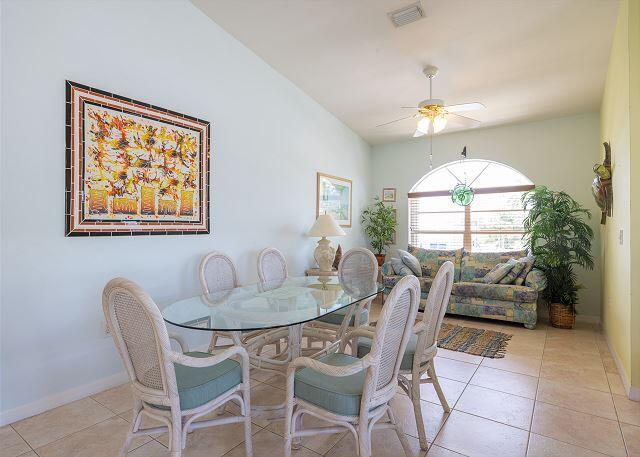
[310,248,378,343]
[199,251,240,352]
[358,261,455,450]
[257,247,288,284]
[103,278,253,457]
[283,275,420,457]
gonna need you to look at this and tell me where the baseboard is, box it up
[0,371,129,427]
[603,328,638,401]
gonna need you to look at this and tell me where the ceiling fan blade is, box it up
[376,114,415,128]
[400,106,419,109]
[445,102,486,113]
[447,112,482,128]
[413,129,426,138]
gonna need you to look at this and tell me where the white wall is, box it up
[371,112,602,318]
[0,0,371,422]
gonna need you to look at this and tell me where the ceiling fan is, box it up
[377,65,486,137]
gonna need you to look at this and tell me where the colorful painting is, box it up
[65,81,210,236]
[317,173,352,227]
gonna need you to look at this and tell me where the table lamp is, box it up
[308,214,345,273]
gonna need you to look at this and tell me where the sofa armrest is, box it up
[525,268,547,291]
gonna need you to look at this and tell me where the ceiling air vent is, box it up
[388,2,425,27]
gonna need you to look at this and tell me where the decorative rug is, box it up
[437,323,512,358]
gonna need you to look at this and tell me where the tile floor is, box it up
[3,313,639,457]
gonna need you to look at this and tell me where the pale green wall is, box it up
[600,0,640,396]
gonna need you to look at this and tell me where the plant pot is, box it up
[549,302,575,329]
[374,254,386,267]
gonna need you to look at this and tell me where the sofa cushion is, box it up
[389,257,413,276]
[453,282,538,302]
[294,353,365,416]
[460,250,528,282]
[397,249,422,276]
[514,255,536,285]
[408,246,463,280]
[481,259,516,284]
[499,259,528,284]
[525,268,547,291]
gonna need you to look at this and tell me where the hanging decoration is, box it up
[448,147,488,207]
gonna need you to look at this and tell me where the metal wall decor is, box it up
[592,141,613,225]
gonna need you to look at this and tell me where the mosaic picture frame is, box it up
[65,81,210,236]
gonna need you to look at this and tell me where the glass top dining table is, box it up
[161,275,383,332]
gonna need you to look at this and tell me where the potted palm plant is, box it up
[522,186,594,328]
[361,197,397,266]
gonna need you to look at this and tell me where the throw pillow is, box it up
[481,259,516,284]
[499,259,527,284]
[397,249,422,277]
[390,257,413,276]
[514,255,536,285]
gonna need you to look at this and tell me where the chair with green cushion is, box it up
[309,248,378,345]
[103,278,253,457]
[359,261,454,451]
[283,275,420,457]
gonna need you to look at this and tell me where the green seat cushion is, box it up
[150,351,242,411]
[317,307,369,326]
[294,353,366,416]
[356,334,418,371]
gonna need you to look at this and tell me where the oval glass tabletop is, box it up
[161,276,383,332]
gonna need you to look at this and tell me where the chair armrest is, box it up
[339,326,376,352]
[525,268,547,291]
[168,345,249,369]
[168,332,189,353]
[288,354,373,377]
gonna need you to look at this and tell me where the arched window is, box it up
[408,159,534,252]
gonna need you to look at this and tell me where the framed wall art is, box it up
[382,187,396,202]
[65,81,210,236]
[316,172,352,227]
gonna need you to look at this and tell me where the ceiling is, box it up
[192,0,619,145]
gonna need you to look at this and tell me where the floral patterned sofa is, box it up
[381,246,547,329]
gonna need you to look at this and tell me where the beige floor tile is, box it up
[225,428,321,457]
[425,445,465,456]
[11,397,114,449]
[544,338,599,355]
[542,348,605,370]
[389,394,449,443]
[536,378,617,420]
[469,366,538,399]
[602,357,619,375]
[324,428,422,457]
[250,368,277,383]
[503,341,545,359]
[91,383,133,414]
[480,353,541,377]
[621,423,640,456]
[262,373,286,389]
[0,426,32,457]
[417,376,467,407]
[126,440,168,456]
[613,394,640,426]
[434,410,528,457]
[432,357,477,383]
[35,416,150,457]
[454,384,534,430]
[531,401,626,456]
[526,433,605,457]
[607,372,627,396]
[436,348,483,365]
[539,361,610,393]
[5,454,35,457]
[267,414,346,455]
[156,413,260,456]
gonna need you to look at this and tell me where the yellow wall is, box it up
[600,0,640,397]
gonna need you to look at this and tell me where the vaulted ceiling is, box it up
[193,0,619,145]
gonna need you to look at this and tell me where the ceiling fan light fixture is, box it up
[417,117,431,133]
[433,114,447,133]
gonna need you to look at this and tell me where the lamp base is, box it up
[314,237,336,274]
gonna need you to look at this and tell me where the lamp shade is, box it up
[308,214,346,237]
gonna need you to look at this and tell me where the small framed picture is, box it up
[382,187,396,202]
